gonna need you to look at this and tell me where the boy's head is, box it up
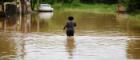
[68,16,74,21]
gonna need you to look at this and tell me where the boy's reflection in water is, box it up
[65,37,76,59]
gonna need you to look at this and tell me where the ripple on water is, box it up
[0,32,133,60]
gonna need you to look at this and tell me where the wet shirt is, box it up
[64,21,76,30]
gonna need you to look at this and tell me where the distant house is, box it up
[0,0,31,17]
[0,0,16,16]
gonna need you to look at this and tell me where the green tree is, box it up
[127,0,140,13]
[80,0,118,4]
[63,0,73,3]
[73,0,80,3]
[30,0,37,10]
[120,0,140,13]
[42,0,55,4]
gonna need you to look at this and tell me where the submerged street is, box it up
[0,11,140,60]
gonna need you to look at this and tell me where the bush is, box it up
[80,0,118,4]
[120,0,140,13]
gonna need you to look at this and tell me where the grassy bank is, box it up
[52,3,140,20]
[128,14,140,20]
[53,3,116,14]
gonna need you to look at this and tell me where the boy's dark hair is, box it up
[68,16,74,21]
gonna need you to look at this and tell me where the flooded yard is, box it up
[0,11,140,60]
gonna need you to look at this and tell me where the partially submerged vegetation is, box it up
[53,3,116,14]
[127,14,140,20]
[118,0,140,19]
[0,0,140,19]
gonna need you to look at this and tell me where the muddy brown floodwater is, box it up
[0,11,140,60]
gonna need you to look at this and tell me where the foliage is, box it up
[0,0,13,2]
[4,0,140,14]
[119,0,140,13]
[30,0,37,10]
[53,3,116,14]
[38,0,118,4]
[127,0,140,13]
[80,0,118,4]
[41,0,55,4]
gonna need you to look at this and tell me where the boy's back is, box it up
[65,21,76,30]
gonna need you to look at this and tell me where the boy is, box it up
[64,16,77,37]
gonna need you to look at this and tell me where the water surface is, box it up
[0,11,140,60]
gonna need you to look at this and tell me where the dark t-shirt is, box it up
[64,21,76,31]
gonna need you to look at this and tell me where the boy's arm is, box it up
[63,25,66,30]
[63,22,67,30]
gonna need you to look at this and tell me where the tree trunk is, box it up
[20,0,27,14]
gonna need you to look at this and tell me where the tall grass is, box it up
[53,3,116,14]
